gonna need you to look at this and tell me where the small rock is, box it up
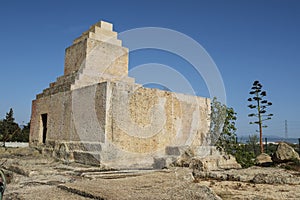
[256,153,273,167]
[272,142,300,163]
[218,154,242,170]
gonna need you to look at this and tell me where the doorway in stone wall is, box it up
[41,114,48,144]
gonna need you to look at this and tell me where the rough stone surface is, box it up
[30,20,211,169]
[1,147,222,200]
[173,146,241,171]
[174,148,195,167]
[272,142,300,163]
[191,154,241,172]
[165,146,190,156]
[73,151,101,166]
[255,153,273,166]
[2,147,300,200]
[153,156,177,169]
[193,166,300,185]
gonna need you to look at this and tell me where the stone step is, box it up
[80,169,155,179]
[72,73,135,90]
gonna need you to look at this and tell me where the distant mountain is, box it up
[237,135,299,144]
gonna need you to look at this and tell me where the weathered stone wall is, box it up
[30,20,211,169]
[31,83,108,144]
[30,80,210,168]
[73,38,129,86]
[64,40,87,76]
[98,81,210,168]
[64,21,122,77]
[30,91,73,145]
[105,82,210,154]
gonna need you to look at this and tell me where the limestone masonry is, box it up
[30,21,211,169]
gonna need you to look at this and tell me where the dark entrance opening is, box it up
[41,114,48,144]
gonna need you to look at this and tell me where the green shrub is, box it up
[234,145,255,168]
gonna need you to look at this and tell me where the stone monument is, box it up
[30,21,211,169]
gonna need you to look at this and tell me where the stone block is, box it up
[165,146,189,156]
[153,156,177,169]
[67,142,102,152]
[73,151,101,166]
[96,21,113,31]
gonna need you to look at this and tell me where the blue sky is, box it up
[0,0,299,138]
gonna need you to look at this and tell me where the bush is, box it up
[234,145,255,168]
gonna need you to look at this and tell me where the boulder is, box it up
[255,153,273,167]
[158,146,242,171]
[272,142,300,163]
[190,154,242,172]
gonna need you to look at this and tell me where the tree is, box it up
[215,107,238,155]
[247,80,273,153]
[247,134,259,156]
[210,97,227,145]
[210,97,237,154]
[0,108,21,147]
[210,98,257,168]
[12,122,30,142]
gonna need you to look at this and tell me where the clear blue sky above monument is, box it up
[0,0,299,138]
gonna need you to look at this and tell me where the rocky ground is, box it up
[0,147,300,200]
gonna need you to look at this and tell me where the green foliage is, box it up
[232,135,259,168]
[234,145,255,168]
[215,107,238,155]
[0,108,30,145]
[246,134,260,156]
[0,108,21,146]
[265,143,277,155]
[11,122,30,142]
[210,97,237,155]
[210,97,227,145]
[210,98,257,168]
[248,80,273,153]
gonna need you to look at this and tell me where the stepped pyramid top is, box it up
[73,20,122,46]
[37,20,131,98]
